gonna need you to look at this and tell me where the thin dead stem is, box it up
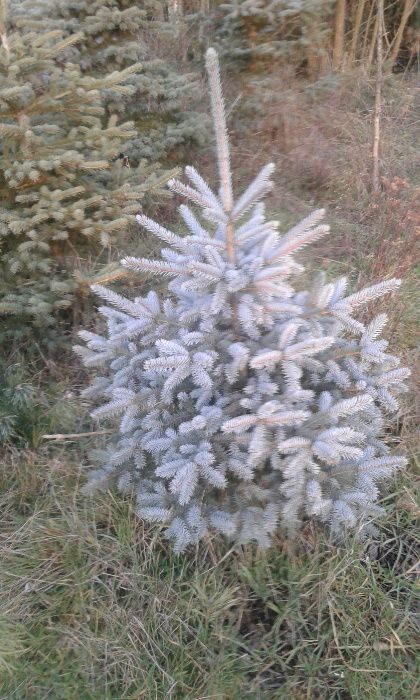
[372,0,384,195]
[42,430,113,441]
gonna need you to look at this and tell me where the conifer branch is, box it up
[205,48,233,215]
[205,47,237,276]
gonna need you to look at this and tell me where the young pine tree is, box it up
[18,0,208,164]
[0,0,169,337]
[76,49,409,553]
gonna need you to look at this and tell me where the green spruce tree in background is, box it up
[190,0,333,77]
[0,0,171,341]
[18,0,209,164]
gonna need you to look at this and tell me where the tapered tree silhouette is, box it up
[76,49,409,553]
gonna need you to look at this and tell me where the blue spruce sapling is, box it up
[75,49,409,552]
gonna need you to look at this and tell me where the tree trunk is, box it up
[372,0,384,194]
[361,0,375,62]
[332,0,346,70]
[390,0,416,64]
[366,13,379,73]
[349,0,367,66]
[168,0,183,19]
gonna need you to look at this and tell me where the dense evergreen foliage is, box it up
[77,49,409,552]
[18,0,208,163]
[0,0,170,338]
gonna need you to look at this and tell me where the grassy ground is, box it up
[0,444,418,699]
[0,70,419,699]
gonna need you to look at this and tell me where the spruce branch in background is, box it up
[0,0,171,338]
[209,0,332,75]
[16,0,209,164]
[76,48,409,553]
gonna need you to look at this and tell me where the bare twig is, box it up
[42,430,113,441]
[372,0,384,194]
